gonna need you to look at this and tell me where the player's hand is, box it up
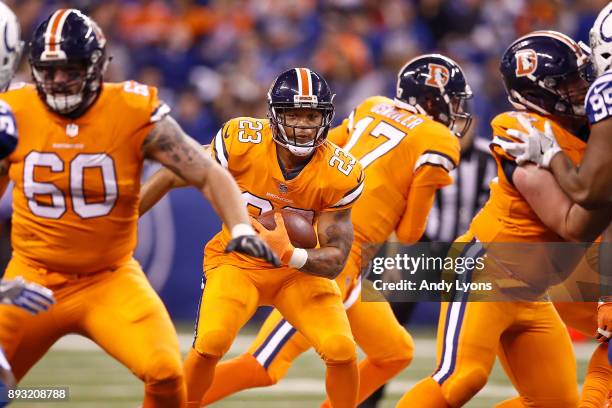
[596,298,612,343]
[252,213,295,266]
[0,277,55,314]
[504,115,562,168]
[225,224,281,267]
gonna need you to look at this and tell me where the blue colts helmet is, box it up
[30,9,108,118]
[395,54,473,137]
[267,68,335,156]
[500,30,592,119]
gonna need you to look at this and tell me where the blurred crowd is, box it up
[4,0,607,143]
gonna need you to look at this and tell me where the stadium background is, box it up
[0,1,605,406]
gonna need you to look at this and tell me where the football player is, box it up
[140,68,364,408]
[497,6,612,404]
[0,8,277,408]
[397,31,610,408]
[193,54,471,407]
[0,3,55,406]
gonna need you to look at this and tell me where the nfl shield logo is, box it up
[66,123,79,137]
[278,183,288,193]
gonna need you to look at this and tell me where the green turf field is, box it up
[17,328,591,407]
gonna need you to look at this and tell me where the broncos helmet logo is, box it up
[425,63,450,88]
[515,49,538,77]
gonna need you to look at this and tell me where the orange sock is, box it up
[201,353,274,405]
[183,349,219,408]
[397,377,450,408]
[320,357,409,407]
[495,397,524,407]
[325,360,359,408]
[580,343,612,408]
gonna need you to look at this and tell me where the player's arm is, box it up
[252,209,353,279]
[548,119,612,208]
[302,208,354,278]
[396,165,453,243]
[139,167,186,215]
[139,144,212,215]
[142,117,279,265]
[512,163,611,241]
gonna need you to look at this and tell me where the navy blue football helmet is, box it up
[30,9,108,118]
[395,54,473,137]
[267,68,335,156]
[500,30,592,119]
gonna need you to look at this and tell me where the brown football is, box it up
[257,209,318,249]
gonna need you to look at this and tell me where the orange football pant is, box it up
[186,263,358,408]
[0,255,185,408]
[397,234,578,408]
[556,302,612,408]
[200,245,413,407]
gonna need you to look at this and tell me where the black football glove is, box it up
[225,235,281,267]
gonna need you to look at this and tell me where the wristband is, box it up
[288,248,308,269]
[231,223,256,238]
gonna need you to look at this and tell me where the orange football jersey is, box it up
[471,111,586,242]
[3,81,167,274]
[328,95,460,245]
[206,117,364,269]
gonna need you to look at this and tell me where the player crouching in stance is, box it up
[140,68,364,408]
[194,54,471,408]
[397,31,610,408]
[0,8,277,408]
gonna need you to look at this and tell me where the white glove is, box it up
[0,277,55,314]
[504,114,562,168]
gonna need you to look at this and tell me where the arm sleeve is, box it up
[210,121,232,169]
[395,182,438,244]
[395,165,452,243]
[326,168,365,211]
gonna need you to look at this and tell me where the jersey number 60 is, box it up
[23,152,118,219]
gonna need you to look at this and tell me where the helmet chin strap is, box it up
[285,144,316,156]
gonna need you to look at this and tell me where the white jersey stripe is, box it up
[331,180,364,208]
[254,321,294,367]
[214,129,228,168]
[343,278,362,309]
[414,152,455,172]
[295,68,304,96]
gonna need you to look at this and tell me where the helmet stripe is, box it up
[47,9,71,53]
[297,68,311,96]
[517,30,587,65]
[44,10,62,52]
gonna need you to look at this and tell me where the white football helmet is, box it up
[590,2,612,76]
[0,2,22,92]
